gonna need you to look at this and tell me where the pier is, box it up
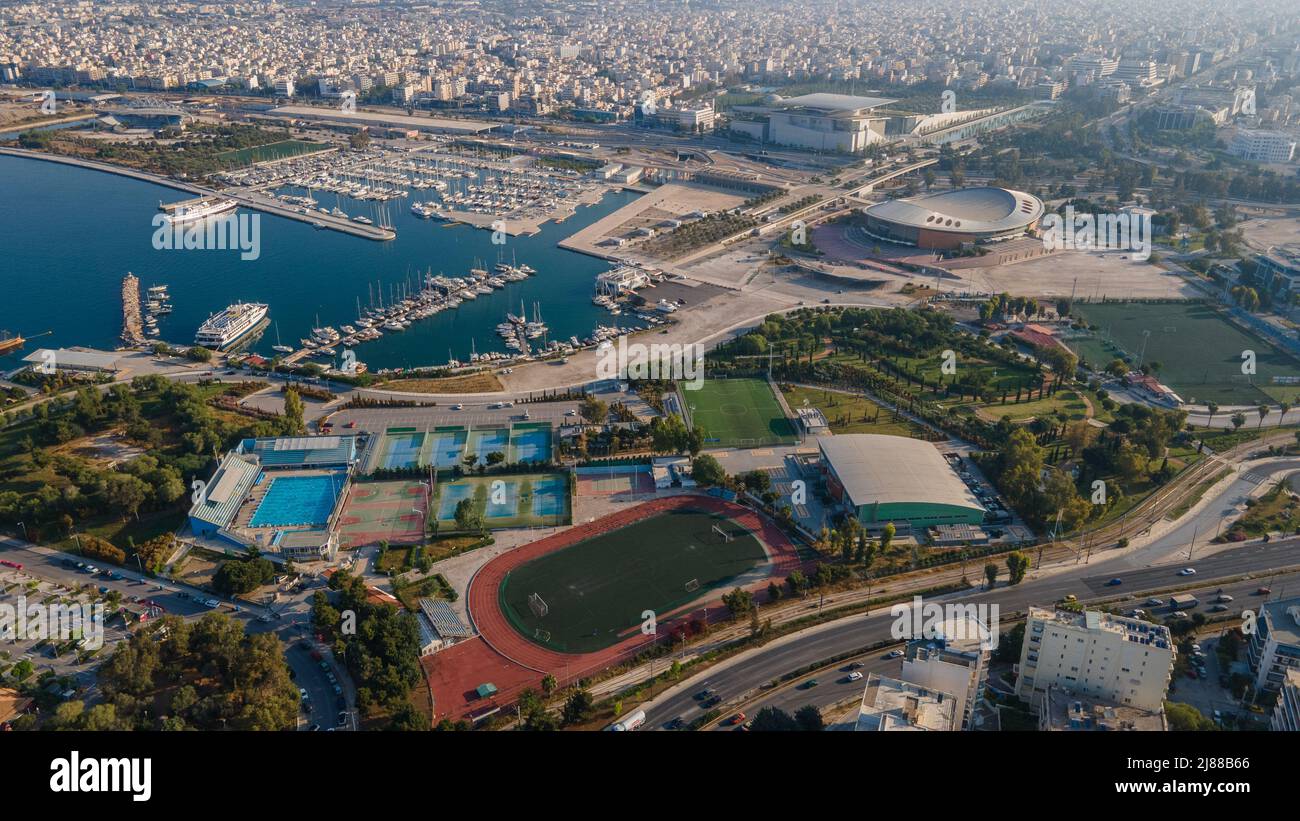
[121,273,146,346]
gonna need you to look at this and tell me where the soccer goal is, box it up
[527,592,549,619]
[684,578,701,593]
[711,524,733,543]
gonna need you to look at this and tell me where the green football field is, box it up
[1071,302,1300,405]
[687,377,798,447]
[499,507,767,654]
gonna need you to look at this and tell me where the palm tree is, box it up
[1205,400,1219,428]
[1282,402,1293,426]
[1257,403,1270,429]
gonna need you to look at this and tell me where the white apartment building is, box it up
[1016,607,1175,712]
[274,77,295,97]
[1272,668,1300,732]
[1247,597,1300,692]
[899,613,990,730]
[1229,128,1297,163]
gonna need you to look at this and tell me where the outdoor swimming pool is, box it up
[250,474,345,528]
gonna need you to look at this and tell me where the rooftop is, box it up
[773,92,897,114]
[1042,686,1166,731]
[817,434,984,514]
[1260,597,1300,647]
[855,674,957,731]
[864,186,1044,233]
[1029,606,1172,651]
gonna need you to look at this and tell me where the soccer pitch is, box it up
[1071,302,1300,405]
[687,377,798,447]
[499,507,767,654]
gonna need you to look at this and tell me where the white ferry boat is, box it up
[159,197,238,225]
[194,302,268,351]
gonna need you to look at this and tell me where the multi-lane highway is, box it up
[643,536,1300,729]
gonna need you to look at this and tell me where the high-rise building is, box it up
[1247,597,1300,691]
[1016,607,1175,712]
[1272,669,1300,732]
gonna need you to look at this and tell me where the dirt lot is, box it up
[949,250,1198,300]
[374,371,504,394]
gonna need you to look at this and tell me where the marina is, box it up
[0,152,646,371]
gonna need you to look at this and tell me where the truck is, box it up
[1169,594,1199,610]
[605,709,647,732]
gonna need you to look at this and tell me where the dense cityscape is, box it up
[0,0,1298,796]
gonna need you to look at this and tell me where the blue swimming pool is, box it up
[250,474,344,528]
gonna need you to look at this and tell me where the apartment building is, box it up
[899,615,990,730]
[1247,597,1300,692]
[1016,607,1175,712]
[1229,128,1297,163]
[1272,669,1300,732]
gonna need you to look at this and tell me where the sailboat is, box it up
[272,322,294,354]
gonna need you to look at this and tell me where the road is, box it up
[0,535,354,730]
[642,536,1300,729]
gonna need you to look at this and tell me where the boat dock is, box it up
[121,273,146,346]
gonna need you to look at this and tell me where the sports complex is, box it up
[430,494,800,716]
[684,376,799,448]
[187,435,359,561]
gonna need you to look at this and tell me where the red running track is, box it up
[465,493,802,692]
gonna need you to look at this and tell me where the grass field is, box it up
[215,140,329,165]
[1070,302,1300,405]
[782,385,928,438]
[978,390,1090,423]
[688,377,797,447]
[499,507,767,653]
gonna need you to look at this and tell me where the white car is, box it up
[1178,568,1196,576]
[847,671,863,682]
[452,403,464,410]
[885,649,904,659]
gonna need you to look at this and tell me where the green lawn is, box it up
[782,385,926,438]
[215,139,329,165]
[499,506,767,654]
[981,390,1089,423]
[687,377,797,447]
[1071,302,1300,405]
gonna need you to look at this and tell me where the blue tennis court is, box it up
[250,474,344,528]
[427,429,468,468]
[381,432,425,470]
[467,428,509,464]
[530,476,567,517]
[510,427,552,463]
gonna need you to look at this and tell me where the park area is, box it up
[1070,301,1300,405]
[687,377,798,448]
[782,384,931,438]
[215,139,328,165]
[498,505,766,654]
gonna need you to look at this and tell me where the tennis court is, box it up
[378,431,426,470]
[467,427,510,464]
[509,423,553,463]
[575,465,655,497]
[250,473,346,528]
[688,377,798,448]
[425,427,469,468]
[498,506,765,653]
[337,480,429,547]
[434,473,570,529]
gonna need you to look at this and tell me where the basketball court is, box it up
[337,479,429,547]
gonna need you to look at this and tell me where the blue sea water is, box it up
[0,154,640,370]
